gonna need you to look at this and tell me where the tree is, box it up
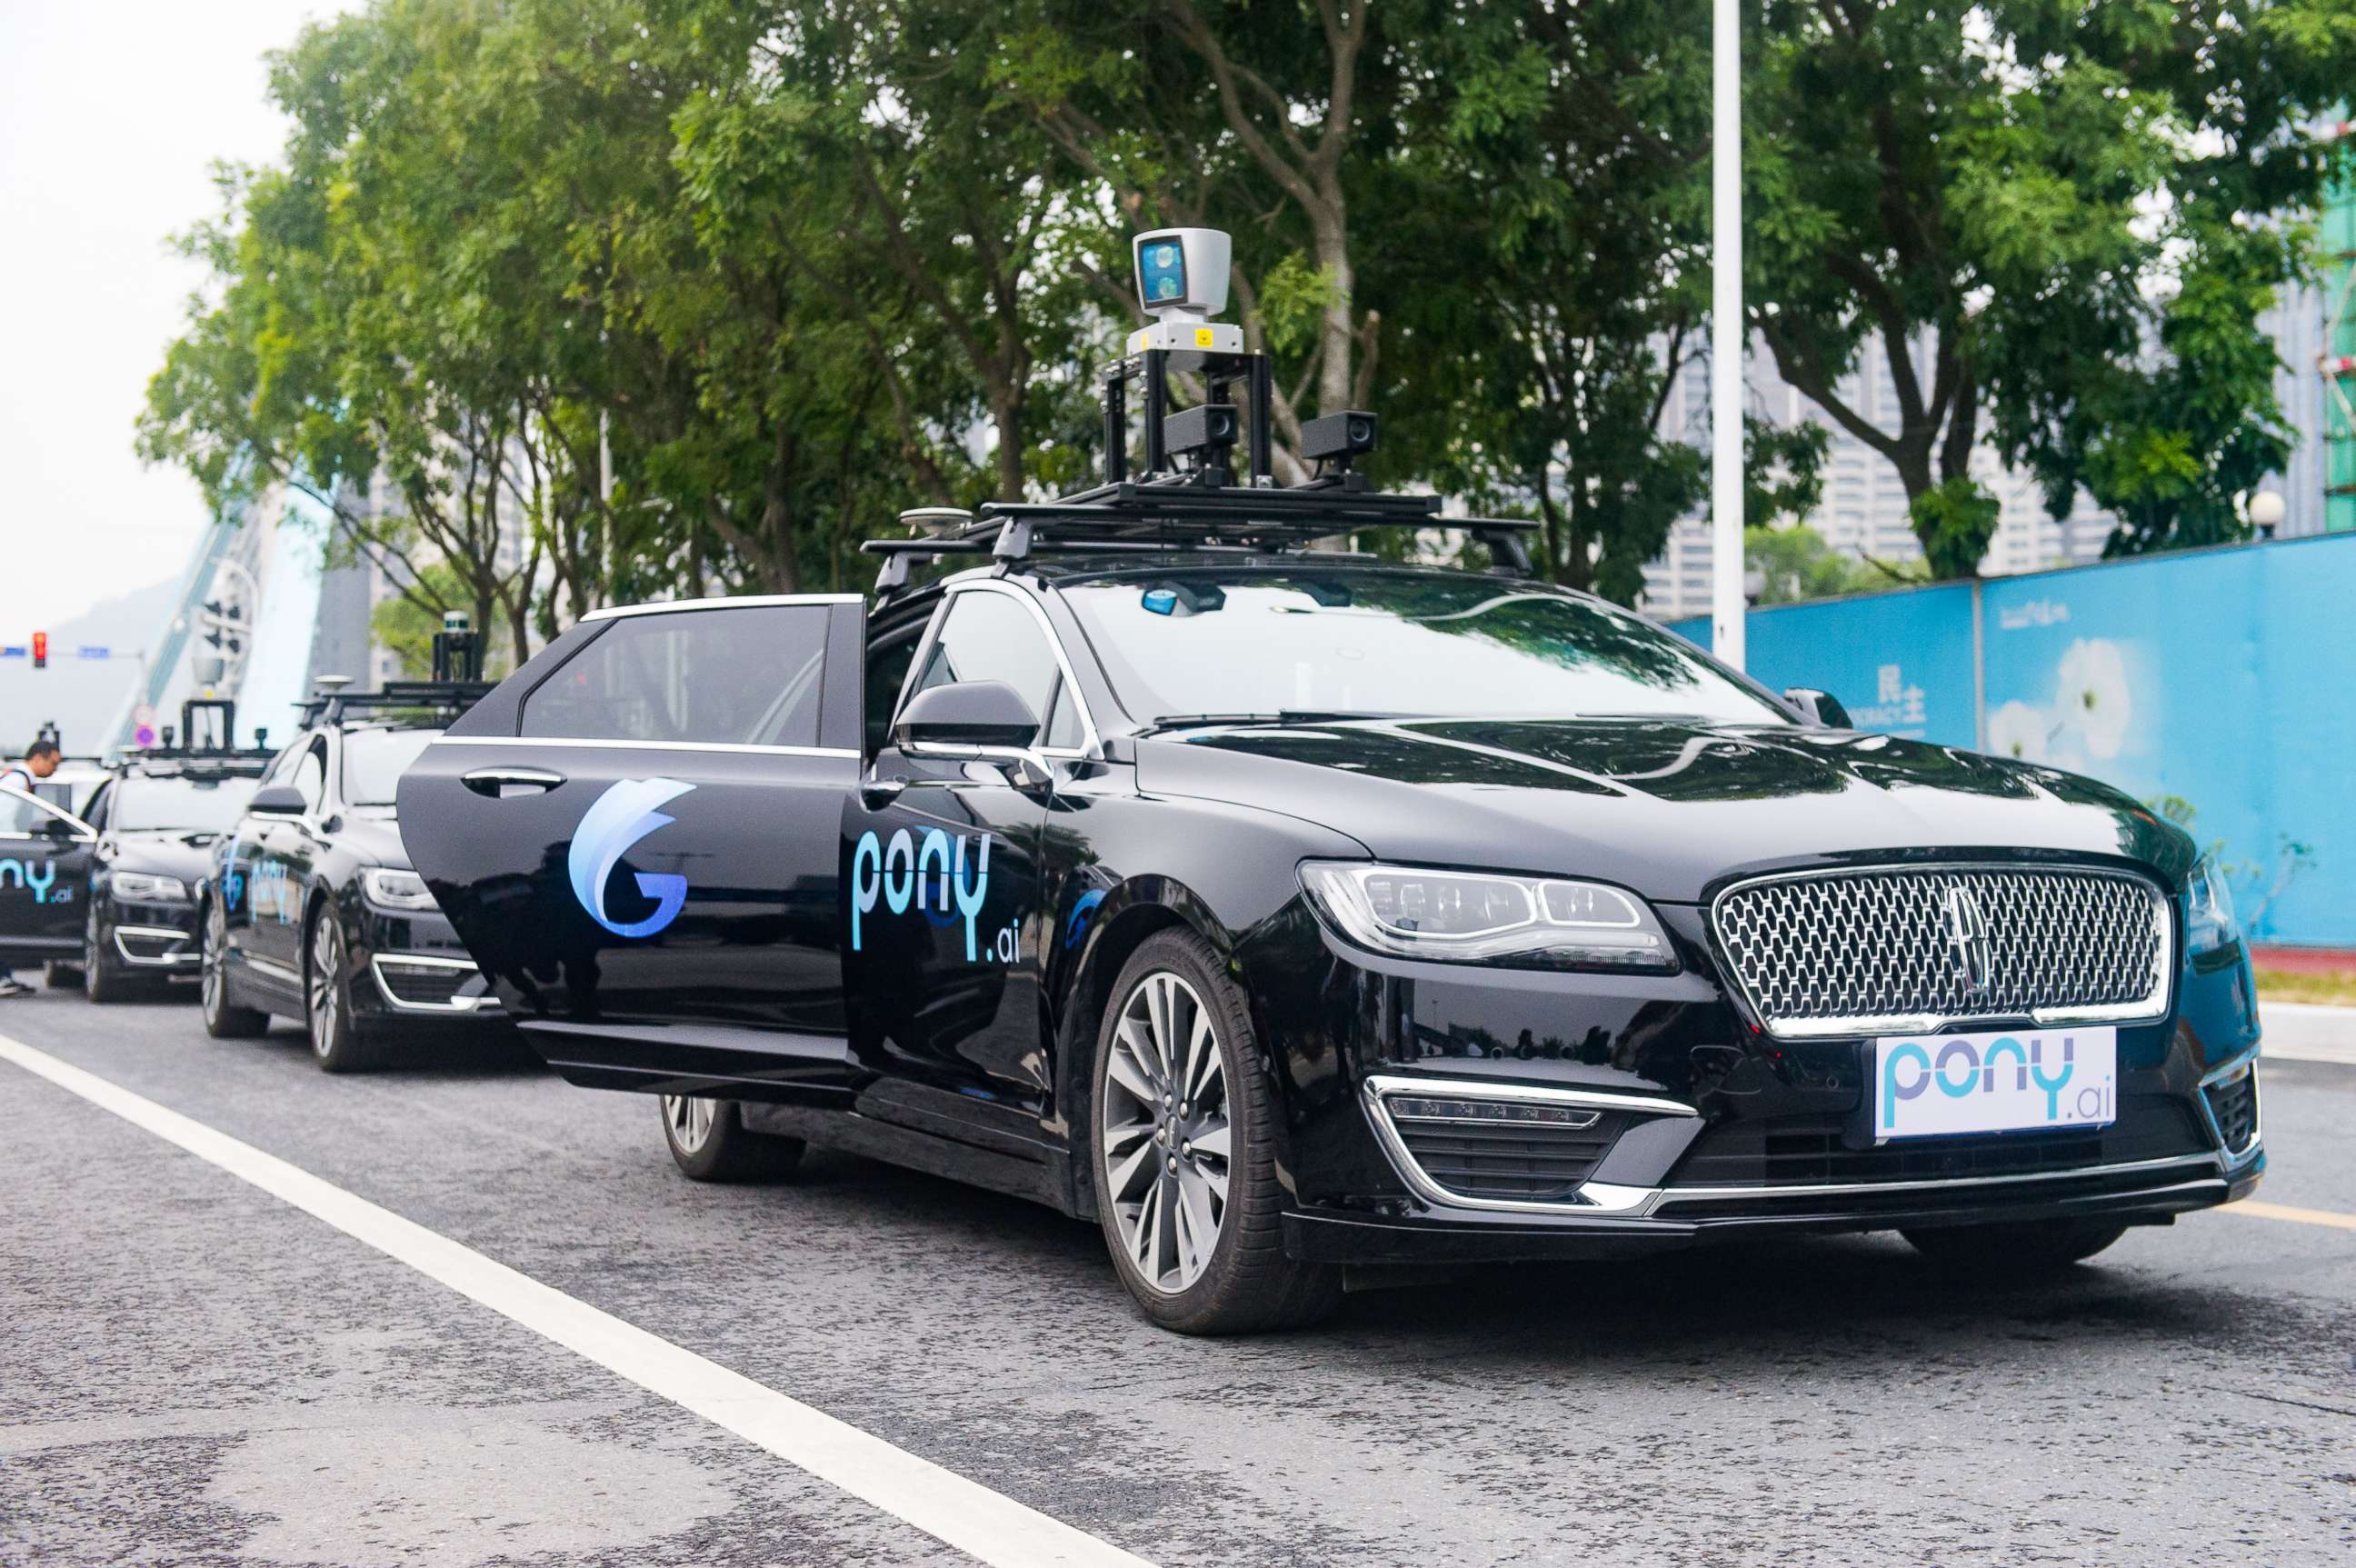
[1746,0,2356,575]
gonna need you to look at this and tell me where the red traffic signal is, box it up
[30,632,45,670]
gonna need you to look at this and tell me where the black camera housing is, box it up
[1301,410,1378,463]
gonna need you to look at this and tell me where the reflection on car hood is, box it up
[104,832,218,884]
[1135,717,2191,901]
[334,811,412,870]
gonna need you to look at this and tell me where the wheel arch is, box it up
[1049,874,1283,1221]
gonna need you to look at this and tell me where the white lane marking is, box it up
[2225,1199,2356,1233]
[0,1034,1154,1568]
[2265,1042,2356,1066]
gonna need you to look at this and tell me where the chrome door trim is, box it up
[432,735,858,761]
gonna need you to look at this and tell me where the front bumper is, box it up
[1283,1054,2263,1263]
[1248,899,2267,1266]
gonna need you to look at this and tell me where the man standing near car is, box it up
[0,736,63,995]
[0,735,59,797]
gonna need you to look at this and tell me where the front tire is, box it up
[1092,929,1341,1335]
[304,909,381,1073]
[659,1095,804,1183]
[1903,1217,2129,1273]
[82,919,139,1004]
[200,898,268,1038]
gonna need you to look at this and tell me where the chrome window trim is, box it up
[582,593,863,622]
[1706,861,2174,1042]
[431,735,859,761]
[370,953,496,1014]
[1361,1074,1695,1217]
[893,579,1103,763]
[114,925,198,966]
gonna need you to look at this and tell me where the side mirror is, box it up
[34,814,81,840]
[893,680,1041,750]
[1783,687,1852,729]
[248,784,308,816]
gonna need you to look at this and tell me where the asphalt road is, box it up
[4,983,2353,1568]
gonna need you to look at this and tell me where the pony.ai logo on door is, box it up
[569,778,694,938]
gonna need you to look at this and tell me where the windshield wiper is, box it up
[1142,710,1405,733]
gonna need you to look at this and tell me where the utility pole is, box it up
[1710,0,1746,671]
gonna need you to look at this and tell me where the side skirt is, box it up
[740,1097,1074,1216]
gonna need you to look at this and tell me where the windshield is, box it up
[1062,570,1789,726]
[342,727,441,807]
[115,775,258,834]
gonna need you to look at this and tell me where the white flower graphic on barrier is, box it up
[1986,701,2049,762]
[2054,637,2132,759]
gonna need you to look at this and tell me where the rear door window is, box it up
[523,604,832,747]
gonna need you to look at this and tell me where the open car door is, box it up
[0,788,95,965]
[396,595,866,1102]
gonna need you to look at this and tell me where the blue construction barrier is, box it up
[1665,532,2356,947]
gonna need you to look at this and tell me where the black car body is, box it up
[73,750,270,999]
[200,688,499,1069]
[398,560,2264,1332]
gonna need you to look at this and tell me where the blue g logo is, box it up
[569,778,694,938]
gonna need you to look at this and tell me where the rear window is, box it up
[523,605,830,747]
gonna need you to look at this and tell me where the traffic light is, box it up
[30,632,45,670]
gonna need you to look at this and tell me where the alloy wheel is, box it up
[201,904,225,1017]
[308,918,342,1059]
[1100,970,1232,1294]
[662,1094,716,1154]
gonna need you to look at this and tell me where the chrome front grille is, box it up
[1711,864,2171,1039]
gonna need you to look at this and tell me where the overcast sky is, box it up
[0,1,351,643]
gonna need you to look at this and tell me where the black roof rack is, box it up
[300,679,494,729]
[865,345,1538,597]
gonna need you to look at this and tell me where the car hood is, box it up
[1133,717,2191,902]
[103,831,219,883]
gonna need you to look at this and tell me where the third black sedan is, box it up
[74,753,266,1001]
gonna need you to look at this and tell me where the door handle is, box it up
[860,776,908,808]
[462,767,566,798]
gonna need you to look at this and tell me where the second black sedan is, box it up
[200,690,500,1070]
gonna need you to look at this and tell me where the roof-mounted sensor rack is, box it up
[865,227,1538,598]
[299,679,494,729]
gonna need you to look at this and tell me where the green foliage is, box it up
[1744,524,1866,605]
[1749,1,2356,574]
[138,0,2356,640]
[1907,478,2004,583]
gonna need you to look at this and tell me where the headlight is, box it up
[362,867,438,913]
[1300,861,1676,971]
[2187,854,2241,955]
[110,871,189,904]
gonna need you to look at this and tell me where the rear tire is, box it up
[659,1096,804,1183]
[1902,1217,2129,1274]
[44,960,83,989]
[305,909,382,1073]
[1092,929,1342,1335]
[200,898,268,1039]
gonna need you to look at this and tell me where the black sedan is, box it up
[72,754,266,1000]
[201,699,498,1070]
[395,558,2263,1334]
